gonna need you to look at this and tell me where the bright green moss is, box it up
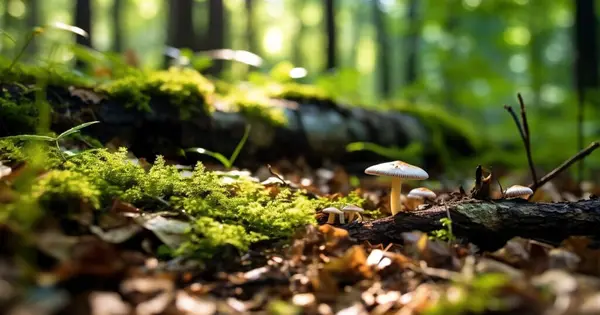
[99,67,216,118]
[0,139,27,162]
[218,91,288,126]
[31,169,101,210]
[0,93,39,135]
[0,56,94,88]
[266,82,331,102]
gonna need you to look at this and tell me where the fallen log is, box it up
[0,82,476,173]
[344,197,600,251]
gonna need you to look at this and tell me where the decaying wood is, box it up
[344,197,600,251]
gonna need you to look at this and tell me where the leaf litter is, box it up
[3,153,600,315]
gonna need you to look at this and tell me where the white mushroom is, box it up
[365,161,429,216]
[341,204,365,222]
[322,207,344,224]
[406,187,437,210]
[504,185,534,199]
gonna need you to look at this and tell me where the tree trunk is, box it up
[204,0,225,76]
[404,0,419,86]
[74,0,93,68]
[245,0,256,54]
[343,198,600,251]
[25,0,39,57]
[324,0,336,70]
[574,0,598,181]
[112,0,125,52]
[372,0,390,98]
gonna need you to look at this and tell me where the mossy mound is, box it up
[0,143,364,259]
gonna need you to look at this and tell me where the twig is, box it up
[497,178,504,198]
[267,164,289,187]
[504,105,537,186]
[517,93,538,185]
[529,141,600,192]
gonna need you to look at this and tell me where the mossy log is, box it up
[344,198,600,251]
[1,83,475,171]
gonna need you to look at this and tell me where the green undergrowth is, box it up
[0,143,364,259]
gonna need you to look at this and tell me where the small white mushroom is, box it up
[341,204,365,222]
[365,161,429,216]
[406,187,437,210]
[322,207,344,224]
[504,185,534,199]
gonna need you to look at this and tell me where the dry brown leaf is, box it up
[561,237,600,276]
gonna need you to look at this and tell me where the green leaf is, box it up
[228,124,251,167]
[57,121,100,140]
[186,148,231,168]
[2,135,55,142]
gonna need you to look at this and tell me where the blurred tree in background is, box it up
[0,0,599,178]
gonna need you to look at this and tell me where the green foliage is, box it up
[346,142,424,165]
[2,121,100,160]
[0,93,39,134]
[186,125,251,168]
[31,170,101,210]
[0,139,27,162]
[424,273,511,315]
[429,217,455,242]
[99,67,216,118]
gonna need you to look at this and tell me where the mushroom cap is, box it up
[364,161,429,180]
[504,185,533,198]
[342,204,364,212]
[322,206,343,214]
[407,187,437,199]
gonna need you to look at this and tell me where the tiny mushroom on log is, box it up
[341,204,365,222]
[504,185,534,199]
[365,161,429,216]
[322,206,344,224]
[406,187,437,210]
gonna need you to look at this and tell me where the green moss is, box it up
[98,67,216,118]
[218,91,288,126]
[0,139,27,162]
[56,147,356,258]
[31,169,101,210]
[0,56,93,88]
[0,92,39,135]
[266,82,331,102]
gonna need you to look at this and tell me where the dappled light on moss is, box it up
[32,170,101,210]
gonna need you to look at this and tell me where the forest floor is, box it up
[3,140,600,315]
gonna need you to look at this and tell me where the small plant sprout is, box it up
[406,187,437,210]
[341,204,364,222]
[186,124,251,169]
[503,185,534,199]
[1,121,100,160]
[364,160,428,216]
[322,207,344,224]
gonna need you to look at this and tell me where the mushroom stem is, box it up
[390,177,403,215]
[326,213,336,224]
[338,213,346,224]
[347,212,355,222]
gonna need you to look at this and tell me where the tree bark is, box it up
[203,0,226,76]
[112,0,125,52]
[245,0,256,54]
[404,0,419,86]
[343,198,600,251]
[74,0,92,67]
[574,0,598,180]
[372,0,390,98]
[324,0,336,70]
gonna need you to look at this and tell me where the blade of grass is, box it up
[57,121,100,140]
[228,125,251,167]
[2,135,55,141]
[186,148,231,168]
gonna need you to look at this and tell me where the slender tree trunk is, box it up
[165,0,196,67]
[441,3,458,109]
[112,0,125,52]
[26,0,39,57]
[404,0,419,85]
[529,0,542,108]
[245,0,256,53]
[204,0,225,76]
[74,0,93,68]
[348,3,363,69]
[574,0,598,181]
[324,0,336,70]
[292,0,306,66]
[372,0,390,98]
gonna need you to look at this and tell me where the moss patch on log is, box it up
[0,143,365,259]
